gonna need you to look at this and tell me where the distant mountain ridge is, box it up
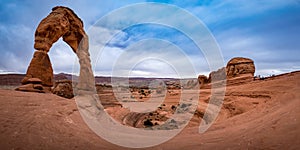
[0,73,184,86]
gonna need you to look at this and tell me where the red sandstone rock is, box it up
[15,84,45,93]
[198,57,255,88]
[28,78,42,84]
[198,75,210,88]
[226,57,255,78]
[33,84,44,90]
[52,80,74,99]
[17,6,95,94]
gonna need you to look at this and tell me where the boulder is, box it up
[226,57,255,78]
[52,80,74,99]
[198,75,209,87]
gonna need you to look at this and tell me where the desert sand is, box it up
[0,71,299,150]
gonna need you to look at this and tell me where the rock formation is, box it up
[226,57,255,78]
[16,6,95,93]
[183,79,198,89]
[198,57,255,87]
[198,75,209,88]
[208,67,226,82]
[52,80,74,99]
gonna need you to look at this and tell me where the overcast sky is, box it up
[0,0,299,78]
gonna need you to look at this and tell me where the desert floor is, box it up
[0,72,299,150]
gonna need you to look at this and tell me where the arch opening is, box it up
[16,6,95,93]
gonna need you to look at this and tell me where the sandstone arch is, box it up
[16,6,95,93]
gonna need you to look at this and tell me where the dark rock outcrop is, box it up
[52,80,74,99]
[198,75,210,88]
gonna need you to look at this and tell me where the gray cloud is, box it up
[0,0,299,77]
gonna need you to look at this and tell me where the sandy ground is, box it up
[0,72,299,149]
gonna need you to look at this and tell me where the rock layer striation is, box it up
[198,57,255,87]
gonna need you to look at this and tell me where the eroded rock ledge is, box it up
[198,57,255,88]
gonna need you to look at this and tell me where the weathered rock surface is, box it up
[52,80,74,99]
[208,67,227,82]
[198,75,210,87]
[198,57,255,87]
[15,83,45,93]
[226,57,255,78]
[16,6,95,94]
[183,79,198,89]
[21,51,53,87]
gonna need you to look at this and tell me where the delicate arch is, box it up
[16,6,95,93]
